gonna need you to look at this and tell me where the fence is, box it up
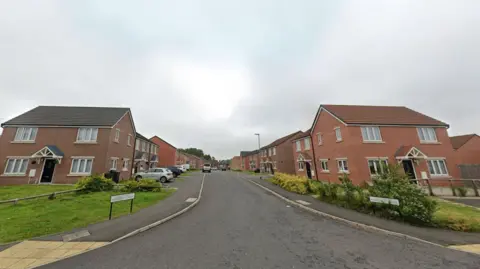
[0,188,83,205]
[411,178,480,197]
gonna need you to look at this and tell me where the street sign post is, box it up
[369,196,400,206]
[109,193,135,220]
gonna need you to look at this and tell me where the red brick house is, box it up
[176,151,189,166]
[260,131,302,174]
[231,156,241,170]
[241,150,259,171]
[0,106,136,185]
[150,136,177,167]
[291,130,316,179]
[450,134,480,165]
[310,105,459,185]
[133,133,158,173]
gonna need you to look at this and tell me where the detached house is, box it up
[133,133,158,173]
[0,106,135,185]
[260,131,302,174]
[310,105,459,185]
[291,130,316,179]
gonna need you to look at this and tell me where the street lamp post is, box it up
[254,133,260,171]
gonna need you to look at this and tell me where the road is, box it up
[42,171,480,269]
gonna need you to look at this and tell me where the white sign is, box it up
[369,196,400,206]
[29,169,36,177]
[111,193,135,203]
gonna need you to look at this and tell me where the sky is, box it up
[0,1,479,159]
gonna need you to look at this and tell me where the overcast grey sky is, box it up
[1,1,479,159]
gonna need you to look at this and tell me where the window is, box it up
[273,147,276,156]
[114,129,120,142]
[273,161,277,169]
[317,133,322,145]
[320,159,329,172]
[296,140,301,152]
[153,146,158,155]
[14,127,38,142]
[427,159,448,176]
[268,148,271,156]
[135,140,140,150]
[70,158,93,175]
[127,135,132,146]
[76,128,98,142]
[4,158,28,175]
[298,161,304,171]
[337,159,349,173]
[122,159,130,171]
[335,127,342,141]
[110,158,118,171]
[368,159,388,175]
[361,126,382,142]
[142,141,147,152]
[304,138,311,150]
[417,127,437,142]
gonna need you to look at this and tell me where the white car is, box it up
[134,168,174,183]
[202,163,211,173]
[175,165,187,172]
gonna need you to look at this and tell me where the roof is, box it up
[240,150,258,157]
[297,152,312,160]
[450,134,478,150]
[136,132,150,141]
[313,104,449,128]
[261,131,302,149]
[150,136,176,149]
[1,106,130,127]
[291,129,311,142]
[46,145,64,157]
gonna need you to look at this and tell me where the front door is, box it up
[40,159,56,183]
[306,162,312,179]
[402,159,416,179]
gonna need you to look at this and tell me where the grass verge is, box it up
[0,188,175,243]
[0,185,76,201]
[432,198,480,232]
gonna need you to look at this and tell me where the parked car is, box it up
[202,163,212,173]
[175,165,187,172]
[134,168,174,183]
[168,166,183,177]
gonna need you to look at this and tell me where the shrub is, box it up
[122,179,162,192]
[307,180,324,194]
[455,186,468,197]
[76,175,115,192]
[270,173,308,194]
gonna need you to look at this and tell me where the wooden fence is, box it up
[0,188,83,205]
[411,178,480,197]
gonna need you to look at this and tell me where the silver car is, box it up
[134,168,174,183]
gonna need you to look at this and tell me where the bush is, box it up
[270,173,308,194]
[455,186,468,197]
[76,175,115,192]
[122,179,162,192]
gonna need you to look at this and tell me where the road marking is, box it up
[295,200,311,206]
[185,198,197,203]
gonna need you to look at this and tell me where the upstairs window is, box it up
[135,140,140,150]
[273,147,276,155]
[335,127,342,141]
[76,128,98,142]
[114,129,120,142]
[141,141,147,152]
[127,135,132,146]
[361,126,382,142]
[304,138,311,150]
[268,148,272,156]
[417,127,437,142]
[317,133,322,145]
[295,141,301,152]
[14,127,38,142]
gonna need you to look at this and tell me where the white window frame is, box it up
[114,129,120,143]
[317,133,322,145]
[273,161,277,169]
[367,158,389,176]
[417,127,437,143]
[427,158,449,177]
[69,157,94,175]
[110,157,119,171]
[273,147,276,156]
[295,140,301,152]
[337,158,349,173]
[76,128,98,143]
[268,148,272,156]
[335,127,342,142]
[142,141,147,152]
[361,126,382,142]
[320,159,329,172]
[3,158,29,175]
[127,135,132,146]
[298,161,304,171]
[153,146,158,155]
[14,127,38,142]
[122,159,130,171]
[304,137,311,150]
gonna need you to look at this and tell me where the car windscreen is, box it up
[204,164,211,167]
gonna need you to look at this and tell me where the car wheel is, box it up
[160,177,167,183]
[135,176,142,181]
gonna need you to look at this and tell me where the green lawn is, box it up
[0,185,76,201]
[432,198,480,232]
[0,189,175,243]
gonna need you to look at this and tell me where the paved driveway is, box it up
[41,172,480,269]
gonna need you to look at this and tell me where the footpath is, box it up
[0,172,204,269]
[246,175,480,248]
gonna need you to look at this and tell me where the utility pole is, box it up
[254,133,260,171]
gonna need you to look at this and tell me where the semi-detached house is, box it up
[309,104,459,185]
[0,106,136,185]
[260,131,302,174]
[291,129,316,180]
[133,133,158,173]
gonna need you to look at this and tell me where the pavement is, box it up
[35,171,479,268]
[443,197,480,208]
